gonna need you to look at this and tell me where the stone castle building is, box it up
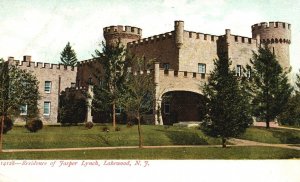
[7,20,291,125]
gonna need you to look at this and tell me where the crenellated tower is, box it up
[103,25,142,47]
[252,22,291,70]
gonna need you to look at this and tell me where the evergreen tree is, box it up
[278,71,300,126]
[250,47,292,128]
[0,58,40,151]
[60,42,78,66]
[58,91,87,125]
[92,41,128,130]
[202,55,252,148]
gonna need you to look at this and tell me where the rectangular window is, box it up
[236,65,242,77]
[88,77,93,85]
[20,104,27,115]
[44,81,51,93]
[164,103,170,114]
[247,67,251,78]
[71,82,76,88]
[44,101,51,115]
[116,107,122,115]
[198,63,206,74]
[163,63,170,70]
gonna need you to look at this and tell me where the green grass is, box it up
[239,127,300,144]
[2,125,221,149]
[1,146,299,159]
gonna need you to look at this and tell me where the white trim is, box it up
[43,101,51,115]
[198,63,206,74]
[44,81,51,93]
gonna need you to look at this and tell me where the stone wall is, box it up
[227,34,258,69]
[127,32,178,70]
[178,31,219,73]
[10,58,77,124]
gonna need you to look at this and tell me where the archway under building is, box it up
[161,91,207,125]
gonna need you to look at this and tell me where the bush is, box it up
[59,91,87,125]
[85,122,94,129]
[102,126,110,132]
[127,122,134,128]
[115,126,121,131]
[0,116,13,134]
[25,119,43,133]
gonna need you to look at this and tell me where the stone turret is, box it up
[252,22,291,70]
[103,25,142,47]
[175,20,184,48]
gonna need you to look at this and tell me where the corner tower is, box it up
[103,25,142,47]
[175,20,184,48]
[252,22,291,70]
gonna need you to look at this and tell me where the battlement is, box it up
[12,60,77,71]
[251,21,291,31]
[160,68,208,81]
[231,35,254,44]
[128,69,153,75]
[103,25,142,36]
[252,21,291,44]
[65,86,87,92]
[78,58,98,65]
[185,31,219,42]
[128,32,174,47]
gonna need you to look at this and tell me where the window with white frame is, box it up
[115,107,122,115]
[20,104,27,115]
[236,65,242,77]
[44,81,51,93]
[198,63,206,74]
[247,67,251,78]
[44,101,51,115]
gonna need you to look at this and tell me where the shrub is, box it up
[25,119,43,133]
[127,122,134,128]
[102,126,110,132]
[115,126,121,131]
[58,91,87,125]
[0,116,13,134]
[85,122,94,129]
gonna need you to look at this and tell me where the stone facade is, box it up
[9,56,77,124]
[7,20,291,125]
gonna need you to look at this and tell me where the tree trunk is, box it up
[137,113,143,148]
[112,102,116,130]
[0,114,4,152]
[266,115,270,129]
[266,120,270,129]
[222,137,226,148]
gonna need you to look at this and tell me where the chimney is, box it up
[23,55,31,62]
[8,57,14,62]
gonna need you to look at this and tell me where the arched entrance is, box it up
[161,91,206,125]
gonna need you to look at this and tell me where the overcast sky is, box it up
[1,0,299,71]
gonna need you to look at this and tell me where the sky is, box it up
[0,0,300,71]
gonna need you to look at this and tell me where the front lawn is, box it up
[239,127,300,144]
[2,125,221,150]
